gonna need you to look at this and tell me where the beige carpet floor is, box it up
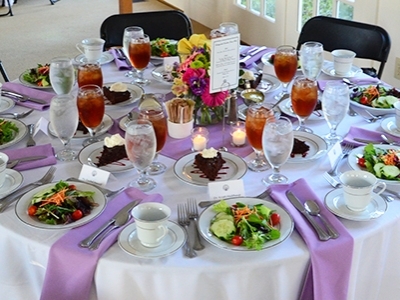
[0,0,210,82]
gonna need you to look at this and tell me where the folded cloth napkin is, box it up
[2,143,56,171]
[317,77,381,91]
[239,46,272,68]
[107,116,125,136]
[269,179,354,300]
[343,126,400,146]
[2,82,54,110]
[40,188,163,300]
[110,48,132,70]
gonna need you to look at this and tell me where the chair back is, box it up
[100,10,193,50]
[296,16,391,78]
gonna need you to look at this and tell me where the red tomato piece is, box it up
[28,205,37,216]
[71,210,83,221]
[360,96,369,105]
[68,184,77,190]
[270,212,281,226]
[231,235,243,246]
[357,157,366,168]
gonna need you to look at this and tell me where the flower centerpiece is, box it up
[171,34,229,125]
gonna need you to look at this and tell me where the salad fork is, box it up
[0,109,34,119]
[177,204,197,258]
[326,143,355,177]
[186,199,205,251]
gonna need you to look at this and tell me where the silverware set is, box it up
[177,203,197,258]
[1,90,47,104]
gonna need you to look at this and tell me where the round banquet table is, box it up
[1,58,400,300]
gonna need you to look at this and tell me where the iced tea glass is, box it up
[274,45,298,100]
[123,26,144,78]
[245,103,275,172]
[77,62,103,88]
[291,75,318,133]
[129,34,151,86]
[77,84,105,146]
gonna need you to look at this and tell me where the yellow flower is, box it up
[177,34,211,54]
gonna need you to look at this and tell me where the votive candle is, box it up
[191,127,209,151]
[230,121,246,147]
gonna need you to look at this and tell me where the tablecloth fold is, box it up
[269,178,354,300]
[2,82,54,110]
[343,126,400,146]
[40,188,163,300]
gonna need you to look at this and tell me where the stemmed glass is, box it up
[125,120,157,192]
[77,84,105,146]
[273,45,298,100]
[128,34,151,86]
[290,75,318,132]
[123,26,144,78]
[245,103,275,172]
[49,57,75,95]
[299,42,324,80]
[49,94,79,161]
[77,61,103,88]
[262,117,294,184]
[321,81,350,144]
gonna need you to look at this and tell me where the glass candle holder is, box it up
[191,127,209,151]
[230,121,246,147]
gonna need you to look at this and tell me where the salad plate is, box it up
[150,39,177,59]
[48,114,113,139]
[74,52,114,65]
[321,61,362,78]
[151,66,173,85]
[278,98,324,121]
[324,188,387,221]
[15,181,106,230]
[0,169,23,198]
[78,141,134,173]
[118,221,186,259]
[18,71,52,90]
[380,117,400,137]
[0,96,15,113]
[198,197,294,251]
[288,131,328,163]
[0,118,28,150]
[173,152,247,186]
[350,84,397,115]
[103,82,144,106]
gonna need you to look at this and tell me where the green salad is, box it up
[350,85,400,108]
[151,38,178,57]
[0,119,19,145]
[22,64,51,87]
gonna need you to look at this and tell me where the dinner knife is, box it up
[240,46,268,64]
[79,199,141,248]
[7,155,47,168]
[1,90,47,104]
[286,191,331,241]
[353,138,384,144]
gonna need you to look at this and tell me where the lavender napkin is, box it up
[239,46,272,68]
[269,179,354,300]
[110,48,132,70]
[317,77,381,91]
[2,143,56,171]
[40,188,163,300]
[2,82,54,110]
[343,126,400,146]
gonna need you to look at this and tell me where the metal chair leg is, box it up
[0,61,10,82]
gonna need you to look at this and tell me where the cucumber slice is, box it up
[212,212,234,223]
[210,219,236,239]
[385,95,398,106]
[382,165,400,179]
[373,162,385,177]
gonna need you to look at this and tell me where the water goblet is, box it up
[77,84,105,146]
[125,120,157,192]
[49,94,79,161]
[299,41,324,80]
[123,26,144,78]
[262,116,294,184]
[128,34,151,86]
[321,81,350,144]
[273,45,298,100]
[49,57,75,95]
[290,75,318,133]
[77,61,103,88]
[245,103,275,172]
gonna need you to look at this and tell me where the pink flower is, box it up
[182,68,207,83]
[201,79,229,107]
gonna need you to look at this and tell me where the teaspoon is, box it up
[304,200,340,239]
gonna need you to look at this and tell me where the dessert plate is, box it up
[78,141,134,173]
[289,131,328,163]
[15,181,106,230]
[278,98,324,121]
[324,188,387,221]
[198,197,293,251]
[0,119,28,150]
[74,52,114,65]
[173,151,247,186]
[103,82,144,106]
[0,169,23,198]
[151,66,173,85]
[321,61,362,78]
[0,96,15,113]
[380,117,400,137]
[118,221,185,259]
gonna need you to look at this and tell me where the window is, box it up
[236,0,276,19]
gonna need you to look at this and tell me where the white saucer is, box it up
[321,61,362,78]
[380,117,400,138]
[118,221,186,259]
[0,169,23,198]
[324,188,387,221]
[74,52,114,65]
[0,96,15,113]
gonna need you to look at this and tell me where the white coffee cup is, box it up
[340,170,386,211]
[131,202,171,248]
[0,152,9,188]
[76,38,105,62]
[394,101,400,129]
[332,49,356,76]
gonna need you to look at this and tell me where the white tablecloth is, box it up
[1,60,400,300]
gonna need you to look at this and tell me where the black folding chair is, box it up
[100,10,193,50]
[296,16,391,78]
[0,60,10,82]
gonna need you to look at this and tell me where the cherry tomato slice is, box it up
[71,210,83,221]
[28,205,37,216]
[270,212,281,226]
[231,235,243,246]
[357,157,366,168]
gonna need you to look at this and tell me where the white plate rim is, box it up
[257,73,281,94]
[0,118,28,149]
[198,197,294,251]
[74,52,114,65]
[322,61,362,78]
[15,181,107,230]
[103,82,144,106]
[278,98,324,121]
[324,188,387,221]
[0,96,15,113]
[173,151,247,186]
[78,140,134,173]
[118,220,186,259]
[151,66,173,85]
[288,131,328,163]
[380,117,400,137]
[0,169,23,198]
[18,71,53,90]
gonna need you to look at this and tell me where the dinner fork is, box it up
[326,143,355,177]
[186,199,205,250]
[177,203,197,258]
[0,166,56,212]
[0,109,34,119]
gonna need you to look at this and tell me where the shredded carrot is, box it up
[233,206,253,223]
[39,188,68,207]
[381,152,398,166]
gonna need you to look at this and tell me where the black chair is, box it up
[100,10,193,50]
[0,60,10,82]
[296,16,391,78]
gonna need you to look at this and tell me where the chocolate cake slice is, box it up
[96,145,127,167]
[194,149,226,181]
[103,86,131,104]
[291,138,310,158]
